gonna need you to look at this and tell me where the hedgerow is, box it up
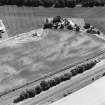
[0,0,105,8]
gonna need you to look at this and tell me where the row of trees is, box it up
[0,0,105,7]
[43,22,80,31]
[13,59,98,103]
[83,23,101,35]
[43,16,80,32]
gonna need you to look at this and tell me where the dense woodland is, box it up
[0,0,105,7]
[13,60,98,103]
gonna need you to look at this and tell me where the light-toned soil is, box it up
[50,71,105,105]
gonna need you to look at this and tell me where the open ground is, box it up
[0,6,105,105]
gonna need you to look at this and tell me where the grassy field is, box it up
[1,50,105,105]
[85,18,105,34]
[0,6,105,36]
[0,6,105,105]
[0,29,105,94]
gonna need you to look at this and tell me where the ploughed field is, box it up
[0,6,105,36]
[0,29,105,94]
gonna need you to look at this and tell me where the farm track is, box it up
[0,28,42,45]
[0,48,105,98]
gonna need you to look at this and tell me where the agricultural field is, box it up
[0,6,105,105]
[0,28,105,94]
[0,6,105,36]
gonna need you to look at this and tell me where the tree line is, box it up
[43,16,81,32]
[13,59,98,103]
[0,0,105,7]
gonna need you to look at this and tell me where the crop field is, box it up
[0,6,105,36]
[0,29,105,94]
[0,5,105,105]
